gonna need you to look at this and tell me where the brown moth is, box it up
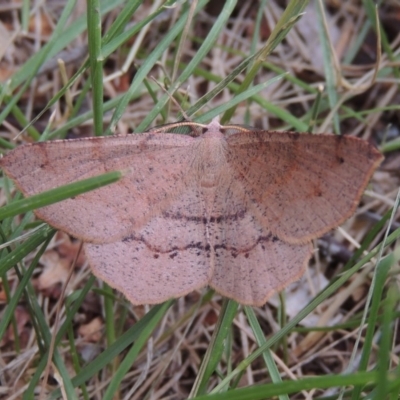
[0,118,383,306]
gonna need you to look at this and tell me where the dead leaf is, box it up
[78,317,103,342]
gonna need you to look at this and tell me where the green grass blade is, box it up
[0,171,122,220]
[315,0,340,134]
[193,372,378,400]
[196,75,285,123]
[106,0,210,134]
[0,233,54,340]
[0,225,54,275]
[190,299,239,396]
[222,0,309,123]
[103,300,173,400]
[244,307,289,400]
[49,301,174,398]
[134,0,238,131]
[0,0,79,126]
[87,0,104,136]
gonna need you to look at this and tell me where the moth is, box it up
[0,118,383,306]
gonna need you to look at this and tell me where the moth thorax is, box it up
[194,136,227,188]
